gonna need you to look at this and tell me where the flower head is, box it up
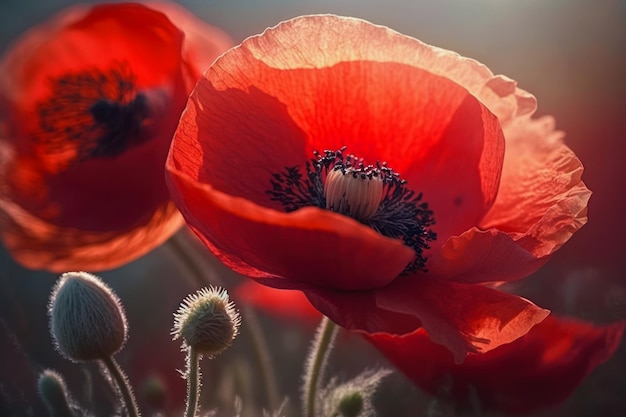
[0,2,232,272]
[172,287,241,356]
[49,272,127,362]
[166,15,589,361]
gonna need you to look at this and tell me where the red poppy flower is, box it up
[0,2,232,271]
[367,316,624,413]
[166,15,590,361]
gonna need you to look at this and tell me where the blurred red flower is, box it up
[166,15,589,361]
[367,316,624,413]
[234,280,322,324]
[0,2,232,272]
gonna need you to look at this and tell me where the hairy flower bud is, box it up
[172,287,240,356]
[337,391,364,417]
[38,369,78,417]
[321,369,391,417]
[49,272,127,362]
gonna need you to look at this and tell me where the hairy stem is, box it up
[304,317,338,417]
[101,356,140,417]
[185,347,201,417]
[165,230,281,411]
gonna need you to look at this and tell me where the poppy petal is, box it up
[376,276,550,362]
[402,96,505,243]
[237,15,536,125]
[167,167,415,291]
[428,227,547,282]
[481,115,591,257]
[428,116,591,283]
[367,316,625,413]
[236,277,418,333]
[234,281,322,323]
[303,287,422,335]
[147,1,234,89]
[1,4,184,107]
[0,196,183,272]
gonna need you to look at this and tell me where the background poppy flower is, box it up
[166,15,589,361]
[0,2,232,272]
[235,280,322,325]
[367,316,625,413]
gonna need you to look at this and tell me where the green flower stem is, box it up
[304,316,338,417]
[166,230,281,411]
[101,356,140,417]
[185,347,200,417]
[242,305,281,409]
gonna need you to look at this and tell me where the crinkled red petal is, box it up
[429,116,591,283]
[367,316,625,413]
[376,276,550,362]
[481,116,591,257]
[429,227,548,282]
[235,15,536,125]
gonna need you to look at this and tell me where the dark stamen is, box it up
[88,93,149,157]
[267,147,436,272]
[36,61,152,161]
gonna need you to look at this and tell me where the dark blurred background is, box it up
[1,1,625,416]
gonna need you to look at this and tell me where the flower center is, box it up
[268,147,436,273]
[324,165,383,220]
[36,61,160,162]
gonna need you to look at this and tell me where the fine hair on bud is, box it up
[38,369,80,417]
[172,286,241,357]
[321,369,392,417]
[49,272,127,362]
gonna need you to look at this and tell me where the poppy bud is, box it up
[49,272,127,362]
[172,287,240,357]
[37,369,78,417]
[321,369,391,417]
[140,375,167,410]
[337,391,364,417]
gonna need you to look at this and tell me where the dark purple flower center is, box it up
[268,147,436,272]
[36,61,156,161]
